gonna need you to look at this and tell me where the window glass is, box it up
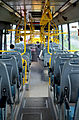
[59,25,62,49]
[12,25,16,45]
[7,32,10,50]
[70,22,79,50]
[2,30,5,50]
[62,24,68,50]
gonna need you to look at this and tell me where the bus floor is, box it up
[16,60,56,120]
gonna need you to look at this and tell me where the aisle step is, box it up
[16,97,54,120]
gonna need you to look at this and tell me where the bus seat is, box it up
[3,52,23,89]
[0,54,20,102]
[60,71,79,120]
[74,98,79,120]
[59,58,79,120]
[3,52,23,73]
[50,50,68,73]
[0,54,19,85]
[0,62,13,106]
[14,48,24,53]
[54,54,78,85]
[60,58,79,96]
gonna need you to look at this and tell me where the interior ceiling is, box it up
[3,0,68,22]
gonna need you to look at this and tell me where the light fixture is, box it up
[0,0,21,18]
[69,0,78,3]
[59,0,78,13]
[15,12,21,18]
[0,1,14,13]
[53,12,59,18]
[0,0,2,3]
[59,2,70,12]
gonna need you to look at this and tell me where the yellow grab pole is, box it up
[24,9,26,53]
[40,28,42,44]
[49,57,51,68]
[49,77,51,85]
[48,22,52,55]
[21,9,26,55]
[49,57,51,85]
[21,8,27,85]
[15,18,22,43]
[25,60,27,84]
[44,35,46,48]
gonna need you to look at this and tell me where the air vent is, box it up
[30,11,42,18]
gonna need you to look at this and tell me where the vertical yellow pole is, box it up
[52,21,59,44]
[49,77,51,85]
[25,60,27,83]
[48,22,50,53]
[24,10,27,84]
[21,9,26,55]
[24,9,26,53]
[40,28,42,44]
[44,35,46,48]
[15,19,22,43]
[21,9,27,85]
[48,22,52,55]
[48,22,52,85]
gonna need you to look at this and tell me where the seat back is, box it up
[74,98,79,120]
[0,54,19,85]
[14,48,23,53]
[4,52,23,73]
[68,71,79,103]
[60,58,79,103]
[6,64,13,84]
[54,54,78,78]
[0,62,13,105]
[50,50,68,70]
[15,43,24,50]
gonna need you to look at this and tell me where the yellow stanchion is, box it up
[49,57,51,68]
[49,77,51,85]
[48,22,52,55]
[25,60,27,84]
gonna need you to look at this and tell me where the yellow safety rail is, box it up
[21,9,26,55]
[15,18,22,43]
[40,0,71,85]
[7,8,28,85]
[67,50,79,52]
[48,22,52,55]
[0,50,16,52]
[22,58,27,85]
[40,0,52,26]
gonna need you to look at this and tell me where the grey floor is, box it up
[16,61,55,120]
[24,60,49,98]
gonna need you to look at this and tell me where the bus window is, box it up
[62,24,68,50]
[12,25,16,45]
[6,32,11,50]
[2,30,5,50]
[59,25,62,49]
[70,22,79,50]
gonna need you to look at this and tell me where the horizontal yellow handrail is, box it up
[67,50,79,52]
[0,50,16,52]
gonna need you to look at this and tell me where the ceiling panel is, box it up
[3,0,68,22]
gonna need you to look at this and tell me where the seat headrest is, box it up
[0,54,19,82]
[3,52,22,70]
